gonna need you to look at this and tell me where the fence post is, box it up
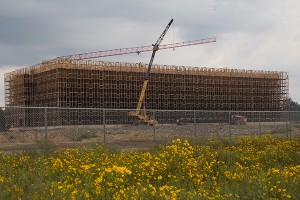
[290,111,293,139]
[259,112,261,137]
[44,108,48,152]
[153,110,156,141]
[23,107,26,127]
[103,108,106,145]
[285,111,289,138]
[228,111,232,140]
[194,110,196,139]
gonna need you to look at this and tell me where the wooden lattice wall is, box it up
[5,59,289,111]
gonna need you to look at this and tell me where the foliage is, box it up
[0,135,300,199]
[290,98,300,122]
[290,98,300,111]
[0,108,10,131]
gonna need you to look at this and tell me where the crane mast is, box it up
[129,19,174,124]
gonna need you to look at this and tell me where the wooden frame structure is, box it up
[5,59,289,111]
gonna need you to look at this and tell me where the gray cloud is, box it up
[0,0,300,106]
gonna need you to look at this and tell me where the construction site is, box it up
[3,19,289,127]
[5,59,289,110]
[3,59,288,126]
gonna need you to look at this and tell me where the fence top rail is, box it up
[1,106,295,113]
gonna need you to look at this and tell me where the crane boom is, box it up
[145,18,173,80]
[129,19,174,124]
[154,19,174,48]
[56,37,216,61]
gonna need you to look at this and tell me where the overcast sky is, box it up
[1,0,300,106]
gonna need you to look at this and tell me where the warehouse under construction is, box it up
[3,19,290,126]
[5,59,289,111]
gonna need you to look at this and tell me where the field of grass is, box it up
[0,135,300,199]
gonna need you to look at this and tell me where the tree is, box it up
[290,98,300,111]
[0,108,10,131]
[289,98,300,122]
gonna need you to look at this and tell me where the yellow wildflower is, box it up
[80,164,91,171]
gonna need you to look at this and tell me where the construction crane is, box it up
[128,19,174,125]
[52,20,216,125]
[55,38,216,61]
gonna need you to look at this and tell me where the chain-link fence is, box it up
[0,106,299,152]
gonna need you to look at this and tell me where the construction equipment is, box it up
[55,38,216,61]
[49,20,216,125]
[230,115,247,125]
[129,19,174,125]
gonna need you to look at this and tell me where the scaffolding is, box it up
[5,59,289,111]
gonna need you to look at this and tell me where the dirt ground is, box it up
[0,122,297,151]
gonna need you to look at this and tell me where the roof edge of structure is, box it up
[5,59,288,79]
